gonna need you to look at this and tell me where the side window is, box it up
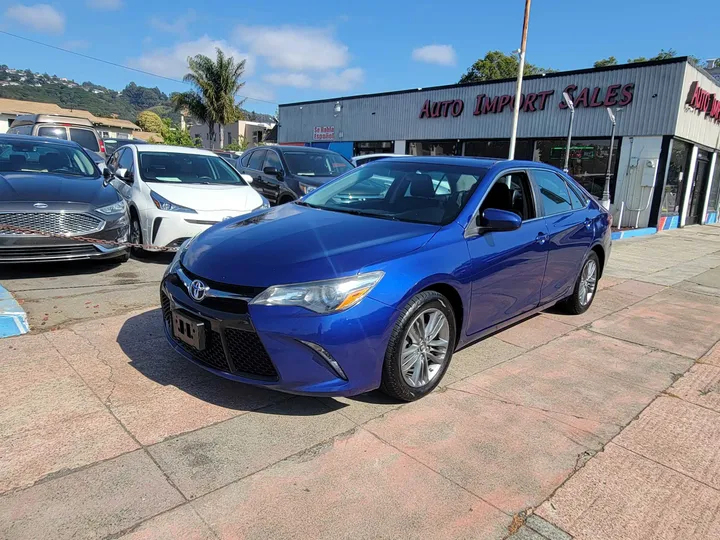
[37,126,67,140]
[240,151,252,167]
[264,150,283,171]
[533,170,573,216]
[480,172,535,221]
[248,150,266,170]
[566,180,588,209]
[11,125,33,135]
[118,148,134,172]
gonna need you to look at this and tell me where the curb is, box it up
[0,285,29,338]
[611,227,657,241]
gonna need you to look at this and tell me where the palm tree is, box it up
[172,48,246,149]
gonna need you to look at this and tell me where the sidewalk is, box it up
[1,225,719,539]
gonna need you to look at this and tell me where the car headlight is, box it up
[254,197,270,210]
[250,271,384,313]
[96,200,127,215]
[299,182,316,195]
[151,191,196,213]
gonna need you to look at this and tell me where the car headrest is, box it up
[409,173,435,198]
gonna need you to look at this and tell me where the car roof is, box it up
[354,153,408,160]
[373,156,563,173]
[272,145,341,154]
[0,133,83,148]
[132,144,218,156]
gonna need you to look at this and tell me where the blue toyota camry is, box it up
[161,157,611,401]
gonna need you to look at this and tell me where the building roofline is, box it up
[279,56,691,108]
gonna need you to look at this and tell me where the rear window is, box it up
[69,128,99,152]
[284,151,351,177]
[38,126,67,140]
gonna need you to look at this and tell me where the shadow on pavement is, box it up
[118,308,345,417]
[0,257,125,279]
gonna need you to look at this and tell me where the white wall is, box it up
[612,136,663,228]
[394,140,406,154]
[0,114,13,134]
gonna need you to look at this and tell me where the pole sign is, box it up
[313,126,335,140]
[419,83,634,119]
[687,81,720,122]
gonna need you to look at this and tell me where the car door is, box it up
[260,149,286,204]
[240,149,271,199]
[109,148,135,205]
[530,169,595,305]
[465,169,550,336]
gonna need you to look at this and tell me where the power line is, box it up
[0,30,278,105]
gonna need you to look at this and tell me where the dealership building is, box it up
[278,57,720,231]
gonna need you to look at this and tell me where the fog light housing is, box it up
[299,340,347,380]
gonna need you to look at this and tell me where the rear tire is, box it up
[380,291,456,402]
[560,251,599,315]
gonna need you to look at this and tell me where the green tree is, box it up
[153,118,199,147]
[223,136,249,152]
[458,50,553,84]
[629,49,676,63]
[594,56,618,68]
[136,110,164,133]
[171,48,246,149]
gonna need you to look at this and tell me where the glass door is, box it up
[687,153,710,225]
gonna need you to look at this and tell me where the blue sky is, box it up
[0,0,716,115]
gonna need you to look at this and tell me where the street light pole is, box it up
[601,107,617,210]
[508,0,532,159]
[562,92,575,173]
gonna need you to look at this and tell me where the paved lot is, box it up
[1,226,720,539]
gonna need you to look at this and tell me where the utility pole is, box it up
[508,0,532,160]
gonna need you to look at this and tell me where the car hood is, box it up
[0,172,117,206]
[182,203,439,287]
[149,183,263,212]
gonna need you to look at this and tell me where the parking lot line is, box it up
[0,284,29,338]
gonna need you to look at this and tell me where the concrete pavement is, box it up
[1,225,720,539]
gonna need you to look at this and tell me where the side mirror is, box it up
[102,167,111,179]
[263,166,283,179]
[477,208,522,233]
[240,173,254,184]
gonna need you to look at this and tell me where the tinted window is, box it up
[38,126,67,140]
[247,150,266,170]
[264,150,283,171]
[240,152,252,167]
[0,139,96,177]
[69,128,99,152]
[480,172,535,221]
[10,125,33,135]
[303,162,487,225]
[118,148,134,171]
[566,182,586,209]
[138,152,246,185]
[283,150,351,177]
[534,170,573,216]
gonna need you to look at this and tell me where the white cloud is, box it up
[317,68,364,91]
[86,0,122,10]
[129,36,253,79]
[262,72,312,88]
[240,81,275,104]
[62,39,89,51]
[149,9,195,35]
[412,44,457,66]
[4,3,65,34]
[235,25,349,71]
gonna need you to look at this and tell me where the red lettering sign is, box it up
[687,81,720,122]
[313,126,335,140]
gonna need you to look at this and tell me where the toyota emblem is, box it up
[189,280,209,302]
[33,202,48,209]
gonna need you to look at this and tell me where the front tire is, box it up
[380,291,456,401]
[560,251,599,315]
[129,215,144,255]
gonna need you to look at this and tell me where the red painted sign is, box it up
[419,83,635,119]
[313,126,335,140]
[687,81,720,122]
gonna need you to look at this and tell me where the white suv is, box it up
[107,144,268,251]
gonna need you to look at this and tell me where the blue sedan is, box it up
[161,157,611,401]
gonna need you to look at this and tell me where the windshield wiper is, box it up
[319,206,400,221]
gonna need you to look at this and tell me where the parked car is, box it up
[237,146,353,204]
[102,137,148,155]
[106,144,269,252]
[212,150,239,160]
[7,114,106,157]
[161,157,611,400]
[0,134,129,263]
[351,153,409,167]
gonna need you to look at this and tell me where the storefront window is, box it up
[533,138,620,201]
[708,154,720,213]
[464,140,533,160]
[661,139,692,217]
[354,141,394,156]
[408,141,460,156]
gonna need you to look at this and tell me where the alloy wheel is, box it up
[400,308,450,388]
[578,259,598,307]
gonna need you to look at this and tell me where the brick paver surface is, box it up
[1,225,720,539]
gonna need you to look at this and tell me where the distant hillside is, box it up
[0,65,274,125]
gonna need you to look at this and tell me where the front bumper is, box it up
[149,209,256,248]
[160,271,398,396]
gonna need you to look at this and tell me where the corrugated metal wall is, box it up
[279,62,687,144]
[673,63,720,149]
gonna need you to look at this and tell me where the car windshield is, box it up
[302,161,487,225]
[0,140,97,177]
[283,150,352,177]
[138,152,246,185]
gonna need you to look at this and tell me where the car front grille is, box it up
[0,244,99,260]
[0,212,104,237]
[161,291,278,380]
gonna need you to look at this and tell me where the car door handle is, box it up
[536,233,549,245]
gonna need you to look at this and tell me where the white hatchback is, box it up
[107,144,268,251]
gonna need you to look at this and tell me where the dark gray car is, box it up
[0,135,130,263]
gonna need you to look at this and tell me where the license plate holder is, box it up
[172,311,206,351]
